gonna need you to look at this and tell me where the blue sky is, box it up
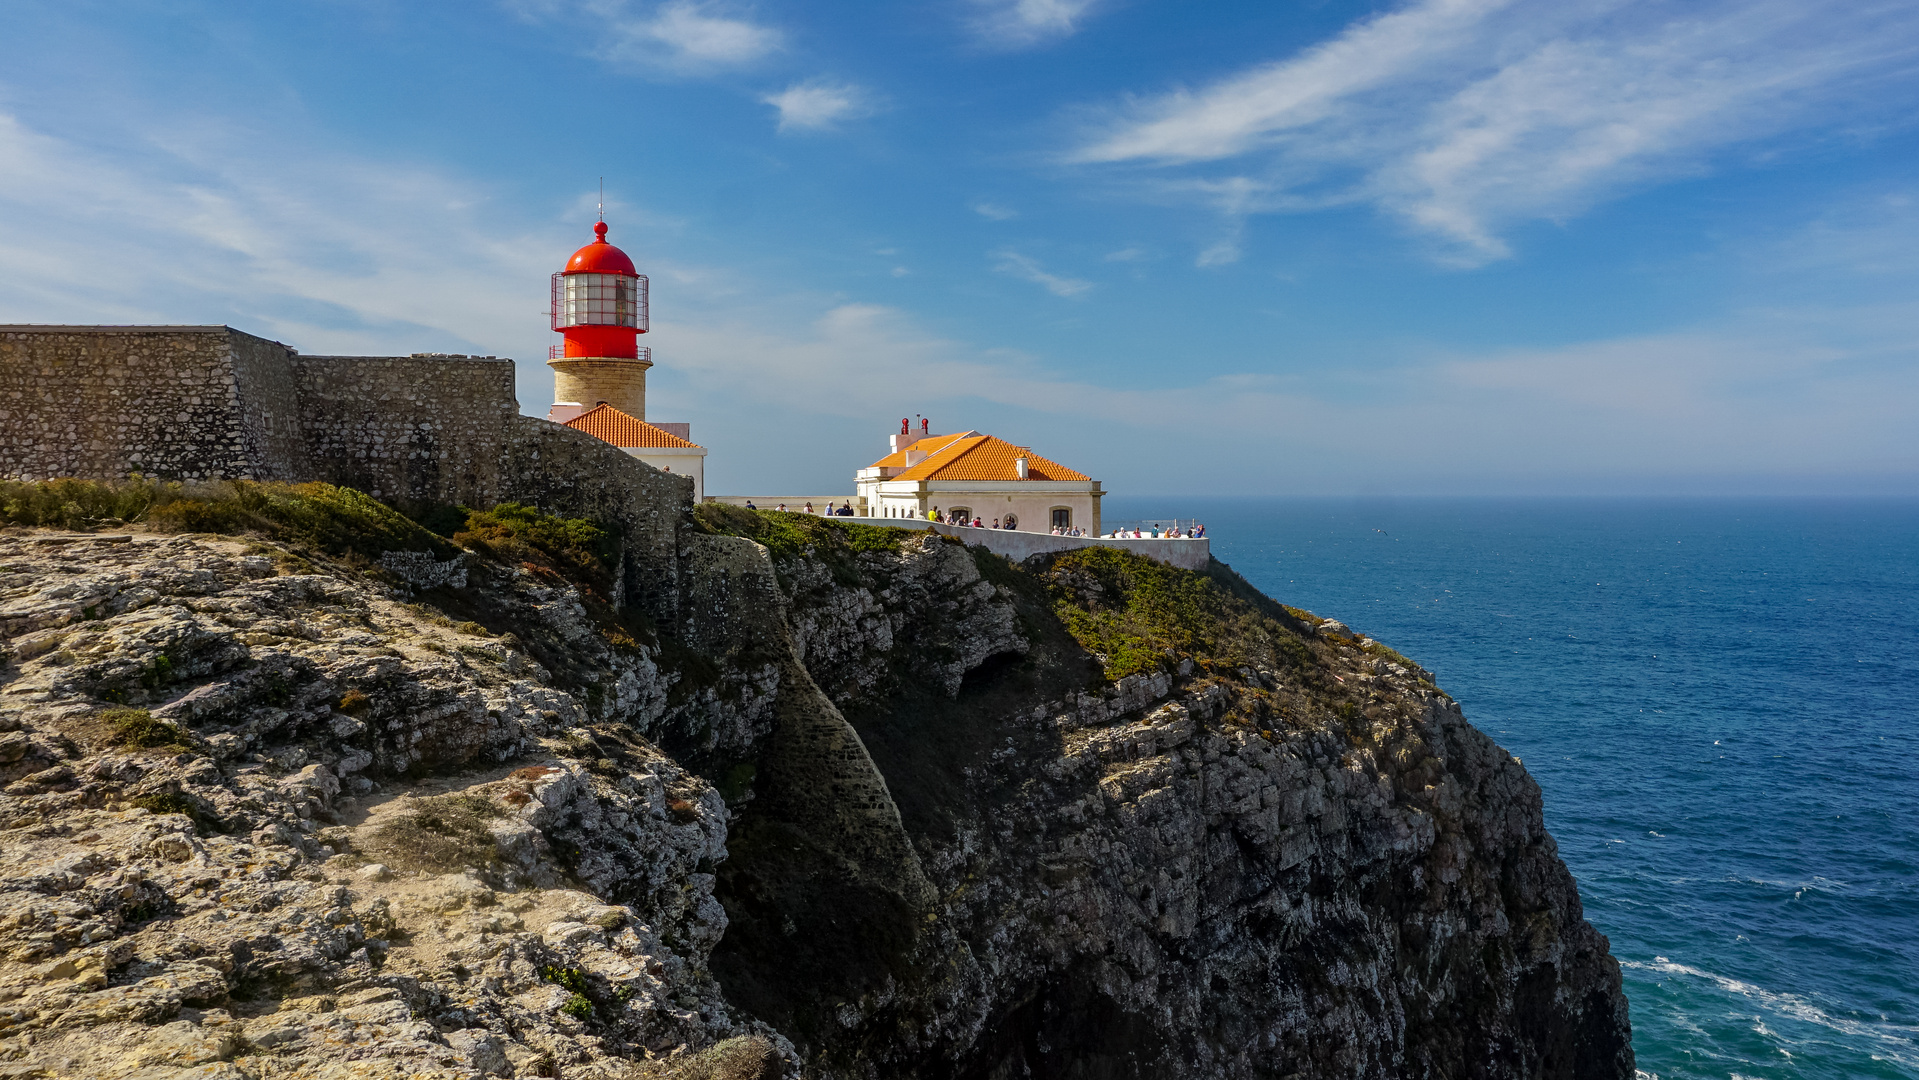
[2,0,1917,496]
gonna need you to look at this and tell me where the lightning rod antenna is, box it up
[597,178,604,223]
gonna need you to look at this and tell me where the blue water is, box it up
[1102,497,1919,1080]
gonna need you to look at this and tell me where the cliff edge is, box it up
[0,485,1631,1079]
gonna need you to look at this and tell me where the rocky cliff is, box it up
[0,489,1632,1079]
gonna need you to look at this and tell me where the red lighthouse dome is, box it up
[551,220,648,360]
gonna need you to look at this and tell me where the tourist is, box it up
[992,517,1001,529]
[928,506,939,521]
[972,517,982,528]
[1194,523,1205,538]
[744,500,756,510]
[803,502,814,514]
[776,503,787,512]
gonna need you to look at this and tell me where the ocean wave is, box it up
[1625,957,1919,1069]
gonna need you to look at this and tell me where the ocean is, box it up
[1098,496,1919,1080]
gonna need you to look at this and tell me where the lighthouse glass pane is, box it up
[559,273,647,328]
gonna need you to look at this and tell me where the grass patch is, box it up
[1036,546,1243,681]
[693,503,908,587]
[1,478,457,564]
[100,706,191,752]
[452,502,618,598]
[0,477,170,530]
[130,789,221,833]
[356,794,504,875]
[132,791,194,816]
[635,1036,782,1080]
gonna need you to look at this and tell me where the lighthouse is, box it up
[546,218,707,499]
[547,220,651,421]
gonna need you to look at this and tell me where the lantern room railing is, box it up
[550,345,651,362]
[551,272,649,332]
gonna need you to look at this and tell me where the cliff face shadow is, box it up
[708,544,1097,1062]
[957,973,1167,1080]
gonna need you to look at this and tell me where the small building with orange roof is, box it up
[562,402,707,502]
[856,420,1101,534]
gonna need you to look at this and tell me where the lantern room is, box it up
[550,220,649,360]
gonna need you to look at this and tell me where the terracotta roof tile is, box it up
[564,403,702,449]
[896,434,1089,482]
[867,432,975,469]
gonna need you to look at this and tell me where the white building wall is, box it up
[860,479,1101,533]
[628,447,705,502]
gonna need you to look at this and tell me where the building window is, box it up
[1051,507,1071,529]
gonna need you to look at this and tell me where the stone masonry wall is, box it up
[294,353,517,508]
[503,414,692,623]
[0,325,695,621]
[0,326,282,483]
[228,329,314,480]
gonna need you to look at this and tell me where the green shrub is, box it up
[452,502,618,596]
[1038,546,1233,681]
[692,503,906,589]
[539,965,592,994]
[132,791,194,816]
[1,477,453,566]
[0,477,175,530]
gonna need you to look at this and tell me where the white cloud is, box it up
[760,79,877,132]
[1,103,1912,496]
[992,250,1093,296]
[1195,240,1239,268]
[511,0,781,71]
[659,295,1919,493]
[969,0,1104,49]
[1069,0,1919,262]
[971,201,1018,220]
[0,110,580,410]
[1103,247,1143,261]
[644,1,779,62]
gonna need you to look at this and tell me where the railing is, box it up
[549,345,652,362]
[1099,519,1208,538]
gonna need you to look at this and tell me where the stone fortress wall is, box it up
[0,326,294,484]
[0,325,691,620]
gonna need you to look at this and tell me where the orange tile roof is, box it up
[895,434,1089,482]
[867,432,975,470]
[564,403,702,449]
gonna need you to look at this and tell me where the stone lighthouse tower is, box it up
[546,219,650,421]
[544,217,707,500]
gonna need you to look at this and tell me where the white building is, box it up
[557,403,707,502]
[855,427,1101,534]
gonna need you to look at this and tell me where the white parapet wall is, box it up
[839,516,1209,571]
[707,495,867,513]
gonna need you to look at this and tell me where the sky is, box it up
[1,0,1917,497]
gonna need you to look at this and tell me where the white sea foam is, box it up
[1624,957,1919,1069]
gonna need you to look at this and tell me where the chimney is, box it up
[1014,453,1029,480]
